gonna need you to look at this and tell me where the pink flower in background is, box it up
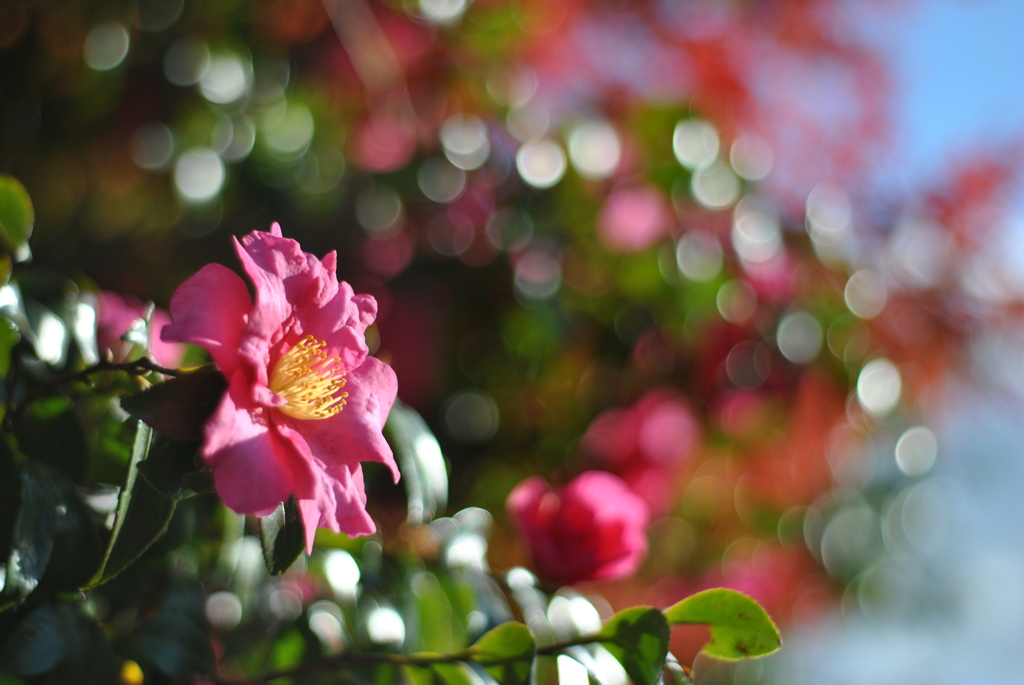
[97,292,186,369]
[582,389,700,515]
[596,186,672,252]
[507,471,650,585]
[162,223,399,552]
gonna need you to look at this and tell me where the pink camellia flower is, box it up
[506,471,650,585]
[97,291,186,369]
[581,389,700,516]
[161,223,399,552]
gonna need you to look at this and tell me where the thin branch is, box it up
[3,357,179,430]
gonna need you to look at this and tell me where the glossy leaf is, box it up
[597,606,670,685]
[0,176,33,257]
[469,621,535,685]
[137,435,205,500]
[259,494,305,575]
[386,401,448,525]
[663,589,781,660]
[89,421,176,586]
[120,370,227,441]
[0,467,56,610]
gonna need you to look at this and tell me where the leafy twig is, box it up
[3,357,179,430]
[210,635,604,684]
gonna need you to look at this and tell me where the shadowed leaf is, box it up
[597,607,670,685]
[259,494,305,575]
[120,370,227,441]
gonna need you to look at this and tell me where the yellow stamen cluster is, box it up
[269,336,348,420]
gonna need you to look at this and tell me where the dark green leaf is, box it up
[137,435,204,500]
[135,580,215,678]
[0,176,33,257]
[0,441,20,572]
[120,370,227,441]
[469,622,535,685]
[0,467,56,610]
[663,589,781,660]
[386,401,448,525]
[14,396,89,482]
[597,606,670,685]
[31,463,105,593]
[259,494,305,575]
[89,421,176,586]
[48,603,119,684]
[0,604,64,675]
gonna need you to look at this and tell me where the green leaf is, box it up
[412,572,461,654]
[597,607,670,685]
[259,494,305,575]
[89,421,176,586]
[14,395,89,482]
[663,589,781,660]
[120,370,227,441]
[407,662,476,685]
[386,401,448,525]
[137,435,205,500]
[0,176,33,257]
[469,622,535,685]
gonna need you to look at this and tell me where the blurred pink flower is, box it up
[162,223,399,552]
[507,471,650,585]
[582,389,700,515]
[596,186,672,252]
[97,292,186,369]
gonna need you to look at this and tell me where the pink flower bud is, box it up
[507,471,650,585]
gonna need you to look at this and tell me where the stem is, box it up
[210,635,605,684]
[3,357,179,430]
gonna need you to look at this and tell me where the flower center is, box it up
[269,336,348,420]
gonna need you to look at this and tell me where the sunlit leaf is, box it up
[89,421,176,586]
[0,176,33,257]
[411,572,460,654]
[259,494,305,575]
[596,606,670,685]
[469,621,535,685]
[663,589,781,660]
[386,401,448,525]
[120,370,227,440]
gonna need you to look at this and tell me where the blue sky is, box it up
[875,0,1024,192]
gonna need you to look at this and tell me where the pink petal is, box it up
[271,420,320,502]
[297,463,375,553]
[292,356,399,480]
[161,264,251,378]
[202,372,296,514]
[233,236,291,345]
